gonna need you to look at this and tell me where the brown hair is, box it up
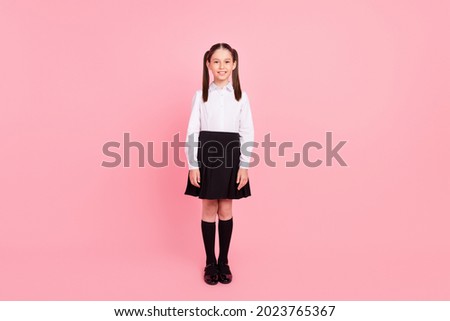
[202,43,242,102]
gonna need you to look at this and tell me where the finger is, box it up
[191,175,200,188]
[195,174,201,187]
[238,178,247,190]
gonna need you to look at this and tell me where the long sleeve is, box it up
[185,91,201,170]
[239,92,255,168]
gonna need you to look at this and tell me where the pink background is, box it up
[1,0,449,300]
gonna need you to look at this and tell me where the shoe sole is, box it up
[218,277,232,284]
[204,277,219,285]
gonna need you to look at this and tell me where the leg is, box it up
[217,199,234,284]
[201,199,219,285]
[202,199,219,222]
[217,199,233,221]
[201,199,219,264]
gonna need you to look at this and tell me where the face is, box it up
[206,48,237,82]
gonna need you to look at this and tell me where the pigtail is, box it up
[202,50,210,102]
[231,48,242,101]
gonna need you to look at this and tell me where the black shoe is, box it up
[204,263,219,285]
[218,262,233,284]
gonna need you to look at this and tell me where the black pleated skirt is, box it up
[184,130,251,199]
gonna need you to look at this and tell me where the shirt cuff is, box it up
[239,162,250,169]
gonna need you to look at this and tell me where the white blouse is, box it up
[185,81,255,170]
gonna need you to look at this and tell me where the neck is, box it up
[213,80,229,88]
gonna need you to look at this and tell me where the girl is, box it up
[184,43,255,285]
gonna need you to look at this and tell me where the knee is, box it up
[218,200,233,220]
[202,200,219,220]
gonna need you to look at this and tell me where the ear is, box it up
[232,60,237,70]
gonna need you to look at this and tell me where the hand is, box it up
[189,168,201,187]
[236,168,249,190]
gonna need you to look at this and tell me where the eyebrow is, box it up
[211,58,232,61]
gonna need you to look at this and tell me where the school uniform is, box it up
[184,81,254,199]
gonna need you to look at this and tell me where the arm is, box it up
[239,92,255,169]
[185,91,201,170]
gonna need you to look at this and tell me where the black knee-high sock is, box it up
[218,217,233,265]
[201,220,217,265]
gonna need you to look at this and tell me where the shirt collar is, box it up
[209,81,233,92]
